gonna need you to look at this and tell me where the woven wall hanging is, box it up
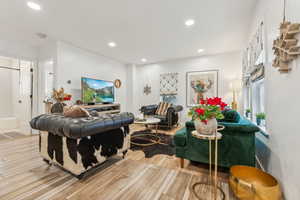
[160,73,178,95]
[272,0,300,73]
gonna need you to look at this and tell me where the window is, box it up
[252,79,265,115]
[242,21,267,133]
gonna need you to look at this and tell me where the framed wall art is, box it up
[160,73,178,95]
[186,70,219,107]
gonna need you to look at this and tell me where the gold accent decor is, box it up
[52,88,72,102]
[272,1,300,73]
[191,125,226,200]
[230,79,241,111]
[229,165,282,200]
[114,79,122,88]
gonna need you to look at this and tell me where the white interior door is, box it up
[14,60,33,134]
[0,56,33,134]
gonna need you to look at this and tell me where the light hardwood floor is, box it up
[0,126,236,200]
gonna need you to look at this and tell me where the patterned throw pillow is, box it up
[155,102,172,116]
[63,105,91,118]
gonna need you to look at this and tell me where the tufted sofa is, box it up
[140,104,183,129]
[174,110,260,168]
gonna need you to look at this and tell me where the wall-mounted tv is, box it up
[81,77,115,104]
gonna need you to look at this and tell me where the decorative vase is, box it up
[194,118,218,135]
[256,118,261,126]
[246,112,250,118]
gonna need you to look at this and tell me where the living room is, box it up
[0,0,299,199]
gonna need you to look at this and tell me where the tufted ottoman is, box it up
[30,112,134,178]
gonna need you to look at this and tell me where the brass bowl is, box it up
[229,165,282,200]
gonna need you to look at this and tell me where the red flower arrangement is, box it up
[52,88,72,102]
[63,95,72,101]
[188,97,228,124]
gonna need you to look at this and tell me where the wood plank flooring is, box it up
[0,126,237,200]
[0,131,27,141]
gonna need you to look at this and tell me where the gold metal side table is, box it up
[191,125,225,200]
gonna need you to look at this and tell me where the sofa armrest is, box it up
[171,105,183,113]
[185,121,195,130]
[174,128,187,146]
[140,105,158,115]
[186,120,259,133]
[218,119,259,133]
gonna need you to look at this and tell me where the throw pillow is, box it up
[63,105,91,118]
[155,102,172,116]
[220,109,240,123]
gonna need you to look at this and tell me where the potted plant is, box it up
[256,112,266,126]
[245,109,251,118]
[188,97,227,135]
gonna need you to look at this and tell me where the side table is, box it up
[191,125,225,200]
[131,118,161,146]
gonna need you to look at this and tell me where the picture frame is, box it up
[186,70,219,107]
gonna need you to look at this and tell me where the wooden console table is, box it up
[80,103,121,114]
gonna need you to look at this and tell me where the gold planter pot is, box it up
[229,165,282,200]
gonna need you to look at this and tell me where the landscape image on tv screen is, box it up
[82,77,114,103]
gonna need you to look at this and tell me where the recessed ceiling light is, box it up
[36,32,47,39]
[197,49,204,53]
[108,42,117,48]
[27,1,41,11]
[141,58,147,63]
[185,19,195,27]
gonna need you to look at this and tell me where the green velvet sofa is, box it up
[174,110,260,168]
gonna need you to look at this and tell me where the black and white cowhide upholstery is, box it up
[31,112,134,177]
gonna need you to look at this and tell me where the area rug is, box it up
[130,130,175,158]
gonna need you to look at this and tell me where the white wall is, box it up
[126,64,138,113]
[36,42,57,115]
[0,40,38,60]
[133,52,242,122]
[250,0,300,199]
[55,42,128,111]
[0,40,37,118]
[0,68,13,117]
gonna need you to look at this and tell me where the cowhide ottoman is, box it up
[30,112,134,178]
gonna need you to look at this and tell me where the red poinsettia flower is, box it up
[189,97,227,122]
[207,98,218,106]
[200,99,206,105]
[201,119,208,124]
[214,97,222,105]
[220,102,228,110]
[195,108,205,115]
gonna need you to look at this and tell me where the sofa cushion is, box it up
[174,128,187,146]
[153,115,167,121]
[30,112,134,139]
[220,109,240,123]
[155,102,172,116]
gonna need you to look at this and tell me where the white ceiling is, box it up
[0,0,257,64]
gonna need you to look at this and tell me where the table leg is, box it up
[209,139,212,199]
[214,138,218,200]
[209,140,212,183]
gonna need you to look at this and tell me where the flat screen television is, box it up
[81,77,115,104]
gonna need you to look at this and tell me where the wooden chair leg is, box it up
[180,158,184,168]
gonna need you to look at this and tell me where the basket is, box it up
[229,165,282,200]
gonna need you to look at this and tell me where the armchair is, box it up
[140,103,183,129]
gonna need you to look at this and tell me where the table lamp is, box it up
[230,79,242,110]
